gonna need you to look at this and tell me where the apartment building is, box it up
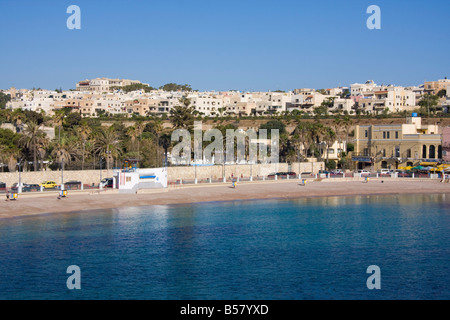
[423,78,450,95]
[331,98,355,114]
[350,80,377,96]
[353,115,442,171]
[288,89,326,113]
[356,86,416,114]
[76,78,142,93]
[189,94,224,117]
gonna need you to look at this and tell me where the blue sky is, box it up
[0,0,449,91]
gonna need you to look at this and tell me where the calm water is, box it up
[0,194,449,300]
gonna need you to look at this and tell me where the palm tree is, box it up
[169,99,194,129]
[51,135,81,169]
[126,125,138,152]
[146,118,164,165]
[292,122,315,162]
[77,123,92,170]
[332,115,342,143]
[159,133,172,167]
[94,128,122,170]
[50,110,66,144]
[322,126,337,165]
[19,120,48,171]
[342,115,353,145]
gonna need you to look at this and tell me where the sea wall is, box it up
[0,162,324,187]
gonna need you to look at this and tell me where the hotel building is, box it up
[353,115,442,171]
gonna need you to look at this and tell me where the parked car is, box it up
[332,169,343,175]
[378,169,390,174]
[100,178,113,188]
[267,172,296,178]
[64,181,82,190]
[11,183,40,192]
[40,181,57,189]
[23,184,41,192]
[357,169,370,176]
[11,183,24,192]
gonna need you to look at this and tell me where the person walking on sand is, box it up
[5,190,10,201]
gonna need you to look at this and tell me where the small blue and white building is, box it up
[113,162,168,193]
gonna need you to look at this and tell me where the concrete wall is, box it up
[0,162,324,187]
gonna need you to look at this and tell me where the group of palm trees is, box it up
[0,108,169,172]
[0,104,354,173]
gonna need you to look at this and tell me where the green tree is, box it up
[437,89,446,98]
[111,83,155,93]
[169,99,195,129]
[94,128,123,170]
[19,120,49,171]
[160,83,192,92]
[51,134,81,170]
[0,92,11,109]
[76,123,92,170]
[259,119,286,137]
[419,94,439,115]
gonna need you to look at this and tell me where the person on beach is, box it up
[5,191,10,201]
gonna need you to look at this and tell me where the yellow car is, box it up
[40,181,57,189]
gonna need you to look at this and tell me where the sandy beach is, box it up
[1,179,449,219]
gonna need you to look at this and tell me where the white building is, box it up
[76,78,142,93]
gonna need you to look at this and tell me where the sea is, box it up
[0,193,449,300]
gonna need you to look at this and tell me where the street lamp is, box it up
[61,158,64,190]
[17,158,23,193]
[99,156,104,188]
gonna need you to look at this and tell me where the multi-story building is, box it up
[350,80,377,96]
[76,78,142,93]
[331,98,355,114]
[288,89,326,114]
[353,115,442,171]
[356,86,416,114]
[189,94,224,117]
[423,78,450,95]
[443,127,450,162]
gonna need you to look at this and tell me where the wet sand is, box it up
[1,179,449,219]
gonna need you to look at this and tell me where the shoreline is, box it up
[1,179,449,220]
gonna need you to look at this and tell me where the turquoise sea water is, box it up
[0,194,449,300]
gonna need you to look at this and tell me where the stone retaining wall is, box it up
[0,162,324,187]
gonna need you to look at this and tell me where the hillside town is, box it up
[1,77,449,118]
[0,77,449,181]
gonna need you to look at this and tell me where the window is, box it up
[395,131,399,139]
[406,149,411,158]
[365,130,368,138]
[387,131,390,139]
[383,132,386,139]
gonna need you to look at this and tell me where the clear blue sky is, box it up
[1,0,449,91]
